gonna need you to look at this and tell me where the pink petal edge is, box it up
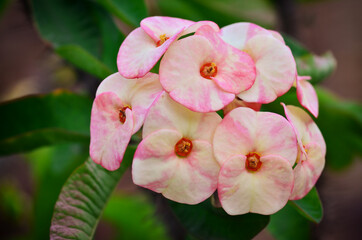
[296,77,319,118]
[218,154,294,215]
[117,27,183,79]
[90,92,134,171]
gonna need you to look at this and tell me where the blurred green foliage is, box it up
[0,90,92,156]
[96,0,148,27]
[32,0,125,79]
[170,199,270,240]
[0,0,12,17]
[158,0,276,28]
[103,193,170,240]
[284,35,337,84]
[290,187,323,223]
[268,203,311,240]
[0,181,31,223]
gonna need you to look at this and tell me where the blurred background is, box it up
[0,0,361,239]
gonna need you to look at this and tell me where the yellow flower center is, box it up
[156,34,169,47]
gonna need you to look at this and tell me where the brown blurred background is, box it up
[0,0,361,239]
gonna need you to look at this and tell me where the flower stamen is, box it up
[119,106,131,124]
[245,152,262,171]
[156,34,169,47]
[200,62,217,79]
[175,138,193,157]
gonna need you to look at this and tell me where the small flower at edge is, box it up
[89,72,163,171]
[282,104,326,200]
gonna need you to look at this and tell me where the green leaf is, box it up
[284,35,337,84]
[262,87,362,170]
[31,0,124,78]
[102,193,170,240]
[32,0,97,53]
[50,145,136,239]
[91,4,125,72]
[283,35,309,57]
[268,203,310,240]
[0,0,12,18]
[290,187,323,223]
[26,144,88,239]
[169,198,270,240]
[56,45,112,79]
[97,0,148,27]
[158,0,276,28]
[158,0,205,22]
[0,180,31,222]
[216,110,224,118]
[315,88,362,169]
[0,90,92,156]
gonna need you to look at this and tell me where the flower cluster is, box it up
[89,17,326,215]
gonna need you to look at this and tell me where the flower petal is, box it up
[141,16,194,42]
[182,20,219,36]
[218,154,294,215]
[220,23,295,103]
[117,27,182,79]
[223,97,262,115]
[143,92,221,142]
[282,104,326,156]
[297,75,311,81]
[237,35,296,103]
[96,72,163,133]
[213,107,298,165]
[296,78,319,117]
[196,25,256,94]
[90,92,133,171]
[290,142,325,200]
[220,22,270,50]
[268,30,285,43]
[159,35,235,112]
[132,129,220,204]
[213,107,257,165]
[255,110,298,166]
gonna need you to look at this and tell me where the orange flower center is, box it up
[245,152,262,171]
[200,62,217,79]
[175,138,193,157]
[156,34,169,47]
[296,145,308,164]
[119,106,131,124]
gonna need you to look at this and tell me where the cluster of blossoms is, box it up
[89,17,326,215]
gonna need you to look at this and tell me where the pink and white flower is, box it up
[132,92,221,204]
[159,25,256,112]
[282,104,326,200]
[90,72,163,171]
[213,107,298,215]
[117,16,219,79]
[295,75,319,118]
[219,22,296,103]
